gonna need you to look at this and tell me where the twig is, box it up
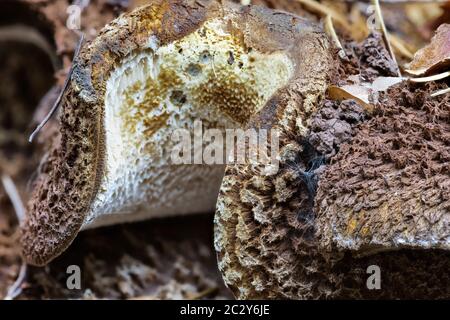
[28,33,85,143]
[431,87,450,97]
[1,174,26,224]
[297,0,426,63]
[4,263,28,300]
[73,0,91,9]
[324,15,347,59]
[372,0,402,77]
[409,71,450,83]
[1,174,28,300]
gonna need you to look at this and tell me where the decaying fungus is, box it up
[315,23,450,255]
[214,15,450,299]
[20,0,331,266]
[315,86,449,255]
[17,0,450,300]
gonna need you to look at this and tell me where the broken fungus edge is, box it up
[214,45,450,300]
[20,0,219,266]
[20,0,330,266]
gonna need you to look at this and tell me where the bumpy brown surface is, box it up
[316,81,450,253]
[11,0,129,266]
[215,89,450,299]
[1,0,233,300]
[215,25,450,298]
[214,16,333,298]
[10,0,450,300]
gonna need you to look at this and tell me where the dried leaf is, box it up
[328,76,404,112]
[328,85,373,112]
[388,34,414,60]
[371,76,404,91]
[406,24,450,75]
[295,0,351,31]
[349,4,369,42]
[405,3,443,28]
[324,15,346,59]
[372,0,401,76]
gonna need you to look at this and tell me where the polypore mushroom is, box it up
[214,26,450,299]
[20,0,331,266]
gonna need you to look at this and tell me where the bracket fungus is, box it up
[20,0,331,266]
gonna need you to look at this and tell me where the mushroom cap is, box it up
[214,28,450,300]
[215,84,450,299]
[21,0,326,266]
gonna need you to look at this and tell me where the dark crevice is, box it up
[0,0,58,179]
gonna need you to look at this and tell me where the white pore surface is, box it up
[83,19,293,229]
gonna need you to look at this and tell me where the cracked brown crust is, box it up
[215,86,450,299]
[214,46,450,299]
[214,19,333,298]
[316,82,450,253]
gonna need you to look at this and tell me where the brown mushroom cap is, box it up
[20,0,328,266]
[215,85,450,299]
[22,0,221,266]
[214,27,450,300]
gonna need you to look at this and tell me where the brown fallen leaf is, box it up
[328,76,404,113]
[298,0,413,64]
[328,85,373,112]
[372,0,401,76]
[405,2,444,30]
[406,24,450,75]
[295,0,351,31]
